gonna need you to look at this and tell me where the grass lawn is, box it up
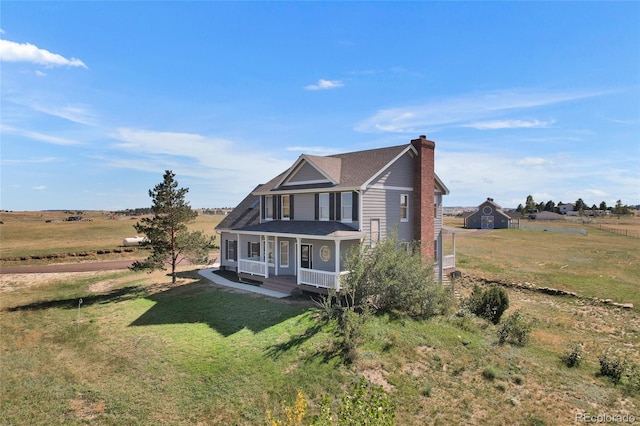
[1,266,638,425]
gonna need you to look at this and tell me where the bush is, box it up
[465,285,509,324]
[598,348,627,384]
[312,377,396,426]
[497,310,531,346]
[341,233,453,319]
[561,342,584,368]
[482,366,498,381]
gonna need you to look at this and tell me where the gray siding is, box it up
[288,162,326,184]
[293,193,315,220]
[368,151,414,188]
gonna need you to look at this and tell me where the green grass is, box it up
[1,268,638,424]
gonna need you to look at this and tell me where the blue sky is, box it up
[1,2,639,211]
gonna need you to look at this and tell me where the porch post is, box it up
[274,235,279,276]
[334,239,341,291]
[264,236,269,278]
[296,237,302,285]
[237,233,241,273]
[452,232,456,267]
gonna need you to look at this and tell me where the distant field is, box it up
[0,211,224,260]
[444,216,640,307]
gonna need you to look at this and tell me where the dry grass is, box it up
[0,211,223,260]
[444,217,640,307]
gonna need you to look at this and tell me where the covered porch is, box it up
[232,221,364,293]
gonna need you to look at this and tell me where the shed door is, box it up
[481,216,494,229]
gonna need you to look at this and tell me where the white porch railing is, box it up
[238,259,267,277]
[443,254,455,270]
[299,269,348,291]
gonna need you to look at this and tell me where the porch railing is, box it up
[442,254,455,270]
[238,259,267,277]
[299,269,348,291]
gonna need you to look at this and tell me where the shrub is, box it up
[341,233,453,319]
[598,348,627,384]
[266,390,307,426]
[561,342,584,368]
[497,310,531,346]
[312,377,396,426]
[482,366,498,381]
[465,285,509,324]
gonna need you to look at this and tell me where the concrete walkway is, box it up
[198,267,289,299]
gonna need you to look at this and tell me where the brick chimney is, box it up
[411,135,435,260]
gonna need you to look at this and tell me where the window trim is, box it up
[400,193,409,222]
[248,241,260,259]
[281,194,291,220]
[319,193,330,221]
[279,240,289,268]
[341,192,353,223]
[226,239,237,262]
[264,195,273,220]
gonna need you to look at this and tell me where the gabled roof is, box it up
[255,144,415,195]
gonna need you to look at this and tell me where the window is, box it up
[370,219,380,247]
[282,195,290,219]
[341,192,352,223]
[280,241,289,267]
[265,196,273,220]
[400,194,409,222]
[226,240,237,262]
[319,193,330,221]
[267,239,275,265]
[248,241,260,259]
[320,246,331,262]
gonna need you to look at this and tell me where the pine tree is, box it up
[131,170,215,284]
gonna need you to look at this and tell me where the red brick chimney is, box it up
[411,135,435,260]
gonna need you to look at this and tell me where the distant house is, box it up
[557,203,575,215]
[528,211,565,221]
[215,136,455,294]
[464,198,511,229]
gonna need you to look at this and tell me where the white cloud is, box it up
[286,146,341,155]
[109,128,293,202]
[32,185,47,190]
[0,39,87,68]
[35,70,46,77]
[515,157,555,167]
[355,89,606,133]
[464,119,555,130]
[1,125,82,145]
[305,79,344,91]
[30,103,97,126]
[1,157,58,165]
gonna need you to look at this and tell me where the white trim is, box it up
[275,155,338,189]
[319,192,330,221]
[361,145,414,190]
[367,184,414,191]
[283,179,329,185]
[341,191,353,224]
[279,240,290,268]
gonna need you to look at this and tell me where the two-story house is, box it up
[215,135,453,294]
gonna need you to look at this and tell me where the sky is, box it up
[1,2,639,211]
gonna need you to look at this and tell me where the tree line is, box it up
[515,196,636,216]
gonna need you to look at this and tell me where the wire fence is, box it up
[589,224,640,239]
[518,225,588,235]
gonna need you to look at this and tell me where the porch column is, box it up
[263,236,269,278]
[334,239,341,291]
[452,233,456,267]
[274,235,279,276]
[296,237,301,285]
[237,233,241,273]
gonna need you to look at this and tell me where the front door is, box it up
[301,244,312,269]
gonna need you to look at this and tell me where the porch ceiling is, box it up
[233,220,365,239]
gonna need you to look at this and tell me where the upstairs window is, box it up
[319,193,330,221]
[341,192,352,223]
[282,195,290,219]
[400,194,409,222]
[265,195,273,220]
